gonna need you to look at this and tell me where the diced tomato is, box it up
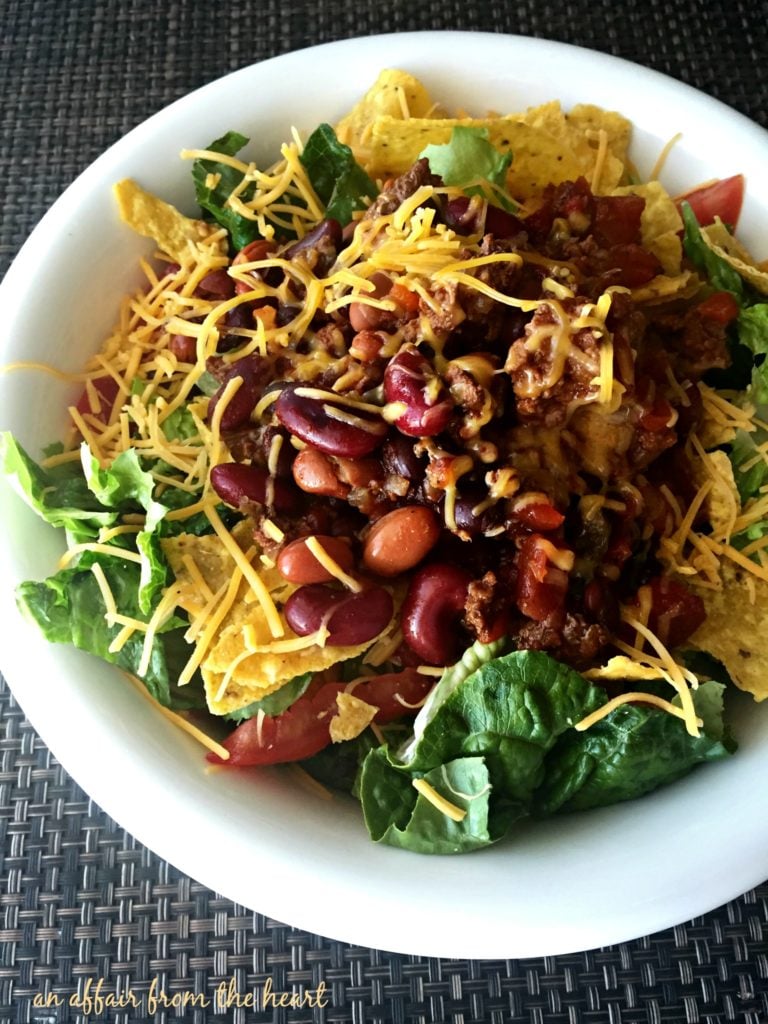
[75,375,121,425]
[207,669,432,767]
[638,395,675,433]
[515,534,569,623]
[676,174,745,229]
[515,503,565,532]
[696,291,740,326]
[641,576,706,649]
[253,305,277,329]
[607,244,662,287]
[593,195,645,247]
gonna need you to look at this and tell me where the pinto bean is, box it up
[232,239,278,295]
[401,563,473,665]
[284,583,393,645]
[277,535,355,584]
[292,448,350,499]
[349,273,394,333]
[363,506,441,577]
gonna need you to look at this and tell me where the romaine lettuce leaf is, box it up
[82,444,166,532]
[224,672,313,721]
[681,202,745,300]
[359,649,734,854]
[420,126,515,211]
[535,681,732,814]
[191,131,262,251]
[299,124,378,226]
[360,753,501,854]
[1,433,115,542]
[16,553,202,709]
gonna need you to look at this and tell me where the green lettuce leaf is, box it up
[359,649,735,854]
[191,131,262,251]
[1,433,115,542]
[420,126,515,211]
[681,202,745,300]
[360,753,500,854]
[535,681,733,815]
[299,124,378,226]
[16,554,202,708]
[82,445,166,532]
[224,672,313,721]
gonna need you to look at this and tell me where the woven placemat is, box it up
[2,1,768,1021]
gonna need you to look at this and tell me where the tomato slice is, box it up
[676,174,745,229]
[75,375,121,425]
[208,669,432,767]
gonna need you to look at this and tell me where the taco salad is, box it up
[3,70,768,854]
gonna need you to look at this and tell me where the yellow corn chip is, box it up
[702,218,768,295]
[568,103,632,166]
[692,450,740,539]
[630,270,697,304]
[335,69,440,163]
[114,178,215,262]
[329,692,377,743]
[690,564,768,700]
[611,181,683,275]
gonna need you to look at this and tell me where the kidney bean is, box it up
[284,219,342,277]
[383,348,454,437]
[401,564,473,665]
[285,583,393,646]
[453,490,490,538]
[381,434,426,483]
[277,535,355,585]
[275,384,387,458]
[210,463,302,514]
[349,273,394,333]
[444,196,524,238]
[292,448,350,500]
[207,367,263,431]
[363,506,441,577]
[168,334,197,363]
[197,268,235,299]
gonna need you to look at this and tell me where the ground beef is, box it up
[511,612,609,669]
[651,308,731,379]
[363,158,438,221]
[464,571,504,643]
[505,301,603,426]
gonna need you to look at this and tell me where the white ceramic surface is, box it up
[1,32,767,959]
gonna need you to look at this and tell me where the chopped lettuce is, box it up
[299,124,378,225]
[1,433,116,542]
[681,202,745,300]
[82,445,166,532]
[420,126,515,210]
[358,650,733,854]
[191,131,262,251]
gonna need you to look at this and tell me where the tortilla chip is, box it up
[114,178,215,262]
[568,103,632,166]
[329,692,377,743]
[692,450,740,538]
[690,564,768,700]
[701,218,768,295]
[335,69,441,164]
[611,181,683,275]
[202,593,377,715]
[630,270,698,304]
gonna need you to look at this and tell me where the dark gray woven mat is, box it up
[2,1,768,1021]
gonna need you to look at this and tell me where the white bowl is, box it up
[1,31,767,959]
